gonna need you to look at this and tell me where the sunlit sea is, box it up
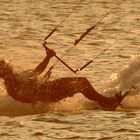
[0,0,140,139]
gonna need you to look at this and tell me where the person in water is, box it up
[0,45,129,111]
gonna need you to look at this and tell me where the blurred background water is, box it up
[0,0,140,139]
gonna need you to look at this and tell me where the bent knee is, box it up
[77,77,90,83]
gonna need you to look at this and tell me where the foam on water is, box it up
[0,55,140,115]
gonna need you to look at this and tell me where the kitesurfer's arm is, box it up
[34,48,56,75]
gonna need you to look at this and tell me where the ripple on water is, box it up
[32,117,73,124]
[114,128,139,133]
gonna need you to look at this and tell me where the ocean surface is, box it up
[0,0,140,139]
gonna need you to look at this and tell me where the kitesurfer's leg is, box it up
[41,77,125,110]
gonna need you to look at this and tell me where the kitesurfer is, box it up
[0,46,128,111]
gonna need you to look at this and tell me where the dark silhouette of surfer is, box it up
[0,46,129,111]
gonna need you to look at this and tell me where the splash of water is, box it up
[103,55,140,109]
[111,55,140,92]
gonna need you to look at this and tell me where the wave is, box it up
[0,55,140,115]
